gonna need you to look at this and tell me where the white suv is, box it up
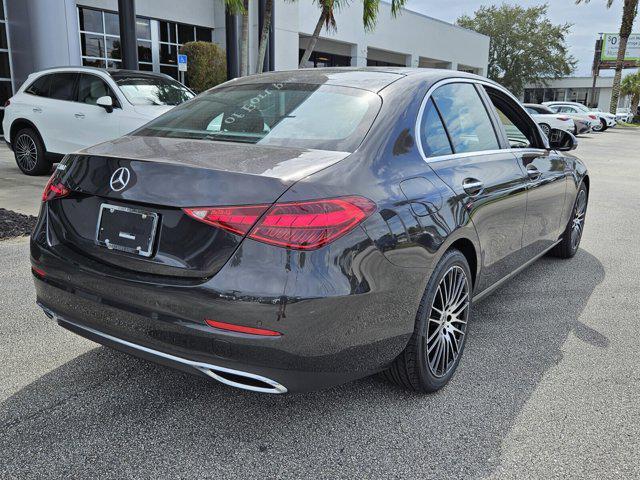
[3,67,194,175]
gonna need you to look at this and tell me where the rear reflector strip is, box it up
[31,266,46,278]
[205,319,282,336]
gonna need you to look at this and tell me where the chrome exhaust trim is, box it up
[40,305,287,394]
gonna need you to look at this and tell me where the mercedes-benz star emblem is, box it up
[110,167,131,192]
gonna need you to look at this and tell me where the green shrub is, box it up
[179,41,227,93]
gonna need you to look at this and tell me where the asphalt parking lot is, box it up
[1,128,639,479]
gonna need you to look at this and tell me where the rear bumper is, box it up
[40,304,288,393]
[31,220,420,392]
[34,273,409,393]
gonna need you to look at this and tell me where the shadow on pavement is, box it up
[0,250,605,479]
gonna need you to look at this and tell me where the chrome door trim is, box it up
[414,77,550,165]
[472,239,561,303]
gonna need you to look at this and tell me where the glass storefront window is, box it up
[136,18,151,40]
[367,59,404,67]
[79,7,103,33]
[104,11,120,36]
[298,50,351,68]
[78,7,212,82]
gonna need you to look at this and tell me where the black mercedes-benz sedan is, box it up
[31,68,588,394]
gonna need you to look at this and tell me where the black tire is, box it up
[573,125,578,136]
[383,249,472,393]
[600,119,608,131]
[550,182,588,259]
[13,128,51,176]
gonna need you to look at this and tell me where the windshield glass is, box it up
[134,83,381,152]
[115,76,194,106]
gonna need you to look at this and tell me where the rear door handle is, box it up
[526,165,541,179]
[75,113,85,119]
[33,107,42,113]
[462,178,484,196]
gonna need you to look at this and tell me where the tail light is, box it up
[183,195,376,250]
[557,116,570,121]
[589,114,597,120]
[42,176,70,202]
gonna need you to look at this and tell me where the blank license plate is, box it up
[96,204,159,257]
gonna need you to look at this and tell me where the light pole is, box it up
[118,0,138,70]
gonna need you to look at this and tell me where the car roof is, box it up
[27,66,174,81]
[544,101,585,106]
[107,69,176,81]
[227,67,496,93]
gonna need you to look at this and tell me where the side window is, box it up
[484,86,539,149]
[494,109,531,148]
[25,75,51,97]
[419,98,453,157]
[48,73,77,101]
[77,74,117,106]
[431,83,499,154]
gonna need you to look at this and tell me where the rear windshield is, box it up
[114,76,194,106]
[134,83,381,152]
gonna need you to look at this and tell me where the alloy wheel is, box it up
[15,134,38,172]
[540,124,550,136]
[426,265,470,378]
[571,189,587,249]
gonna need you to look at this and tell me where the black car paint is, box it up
[31,68,588,393]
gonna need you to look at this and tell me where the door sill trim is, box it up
[472,240,561,303]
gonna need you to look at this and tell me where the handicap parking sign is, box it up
[178,54,188,72]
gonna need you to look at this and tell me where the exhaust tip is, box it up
[196,366,287,394]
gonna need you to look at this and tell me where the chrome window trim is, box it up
[417,147,549,164]
[415,77,547,164]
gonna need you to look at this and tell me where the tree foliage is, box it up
[457,3,576,95]
[180,41,227,93]
[299,0,407,68]
[621,72,640,120]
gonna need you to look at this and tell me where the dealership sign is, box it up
[601,33,640,61]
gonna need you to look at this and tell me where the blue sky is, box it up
[404,0,627,76]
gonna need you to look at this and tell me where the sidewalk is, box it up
[0,143,48,216]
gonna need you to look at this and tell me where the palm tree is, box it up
[621,71,640,120]
[299,0,407,68]
[223,0,246,77]
[256,0,274,74]
[576,0,639,113]
[240,0,250,76]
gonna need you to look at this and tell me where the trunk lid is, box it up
[47,136,349,278]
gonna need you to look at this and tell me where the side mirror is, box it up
[548,128,577,152]
[96,96,114,113]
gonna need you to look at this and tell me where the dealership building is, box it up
[522,75,633,112]
[0,0,489,129]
